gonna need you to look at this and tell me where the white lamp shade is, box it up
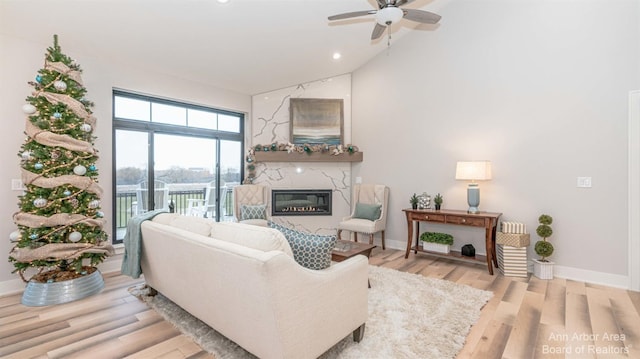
[376,6,404,26]
[455,161,492,181]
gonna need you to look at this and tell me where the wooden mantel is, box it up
[253,151,363,162]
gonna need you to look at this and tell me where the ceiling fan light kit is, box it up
[375,6,403,26]
[328,0,442,41]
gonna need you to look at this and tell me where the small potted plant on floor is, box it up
[433,193,443,210]
[410,193,419,210]
[420,232,453,254]
[533,214,554,279]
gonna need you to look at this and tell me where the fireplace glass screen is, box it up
[272,189,332,216]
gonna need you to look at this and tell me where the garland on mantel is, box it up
[244,141,359,183]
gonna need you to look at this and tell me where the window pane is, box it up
[153,135,216,173]
[154,134,220,219]
[114,129,148,241]
[219,114,240,133]
[114,96,150,121]
[188,109,217,130]
[220,140,242,221]
[220,140,241,184]
[152,103,186,126]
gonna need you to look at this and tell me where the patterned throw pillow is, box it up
[268,221,337,270]
[240,204,267,220]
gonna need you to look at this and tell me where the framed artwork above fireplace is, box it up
[290,98,344,145]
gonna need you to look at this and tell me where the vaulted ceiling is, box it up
[1,0,448,95]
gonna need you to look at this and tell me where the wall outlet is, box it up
[355,177,362,184]
[577,177,592,188]
[11,179,24,191]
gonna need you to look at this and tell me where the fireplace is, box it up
[272,189,332,216]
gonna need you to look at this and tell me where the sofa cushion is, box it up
[151,213,214,236]
[210,222,293,257]
[269,222,336,270]
[151,213,292,257]
[241,204,267,220]
[353,202,382,221]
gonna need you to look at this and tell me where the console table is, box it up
[403,209,502,275]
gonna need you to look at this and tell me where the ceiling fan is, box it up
[328,0,441,41]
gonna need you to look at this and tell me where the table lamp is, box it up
[455,161,492,214]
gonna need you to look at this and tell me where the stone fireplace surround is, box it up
[251,74,352,235]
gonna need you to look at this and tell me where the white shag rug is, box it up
[130,265,493,359]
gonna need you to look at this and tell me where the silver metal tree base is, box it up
[21,269,105,307]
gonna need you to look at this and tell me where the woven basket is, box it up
[496,232,530,248]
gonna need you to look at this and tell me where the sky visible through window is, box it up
[114,95,242,174]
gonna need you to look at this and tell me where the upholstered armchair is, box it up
[233,184,270,226]
[337,184,389,249]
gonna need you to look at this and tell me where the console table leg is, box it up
[491,227,499,268]
[485,227,494,275]
[405,216,413,258]
[485,256,494,275]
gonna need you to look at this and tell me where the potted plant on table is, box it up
[433,193,443,210]
[533,214,554,279]
[410,193,419,210]
[420,232,453,254]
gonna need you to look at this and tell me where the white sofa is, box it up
[140,213,369,359]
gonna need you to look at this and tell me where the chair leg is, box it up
[369,233,374,245]
[354,232,358,242]
[337,229,342,240]
[381,230,385,250]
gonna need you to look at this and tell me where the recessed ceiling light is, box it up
[332,52,342,60]
[217,0,229,3]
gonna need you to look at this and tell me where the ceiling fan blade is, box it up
[371,23,386,40]
[402,9,442,24]
[376,0,388,8]
[328,10,376,21]
[394,0,416,6]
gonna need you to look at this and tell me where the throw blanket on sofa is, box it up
[121,210,167,278]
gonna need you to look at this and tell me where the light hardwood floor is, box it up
[1,248,639,358]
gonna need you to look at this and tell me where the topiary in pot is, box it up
[533,214,554,279]
[410,193,419,210]
[433,193,443,210]
[535,214,553,261]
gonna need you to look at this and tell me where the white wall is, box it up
[0,34,251,293]
[352,0,640,286]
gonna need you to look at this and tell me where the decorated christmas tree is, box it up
[9,35,114,285]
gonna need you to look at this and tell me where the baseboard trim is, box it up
[385,239,631,290]
[0,278,27,296]
[553,264,629,290]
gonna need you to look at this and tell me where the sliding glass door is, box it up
[112,91,244,243]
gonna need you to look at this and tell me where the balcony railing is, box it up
[115,188,235,230]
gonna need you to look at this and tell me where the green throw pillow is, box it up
[241,204,267,220]
[268,221,336,270]
[353,202,382,221]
